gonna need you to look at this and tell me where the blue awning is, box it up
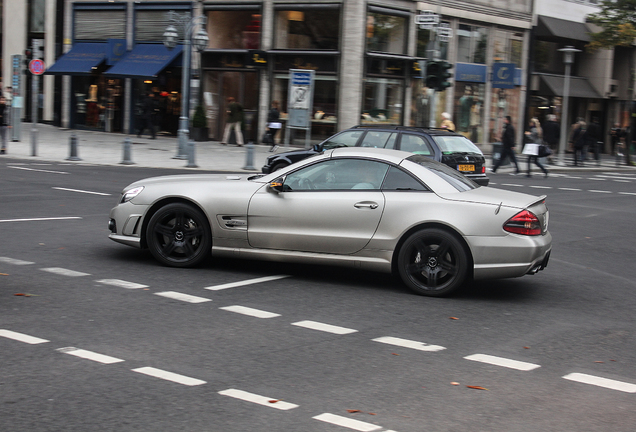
[103,44,183,79]
[45,43,107,75]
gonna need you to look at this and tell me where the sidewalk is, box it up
[1,122,635,173]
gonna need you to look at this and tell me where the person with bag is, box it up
[585,116,602,166]
[265,100,281,152]
[221,96,244,146]
[491,115,520,174]
[523,118,548,178]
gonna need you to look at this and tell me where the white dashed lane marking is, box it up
[220,305,280,318]
[204,275,290,291]
[563,373,636,393]
[588,190,612,194]
[41,267,91,277]
[0,217,82,223]
[313,413,383,431]
[619,192,636,196]
[292,320,358,335]
[0,257,34,265]
[8,166,69,174]
[52,187,111,196]
[0,329,49,344]
[558,187,582,191]
[372,336,446,352]
[464,354,540,371]
[95,279,148,289]
[132,367,206,386]
[56,347,124,364]
[218,389,299,410]
[154,291,212,303]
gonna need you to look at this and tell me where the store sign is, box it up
[107,39,126,65]
[455,63,487,83]
[492,63,516,89]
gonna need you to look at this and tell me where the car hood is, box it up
[126,173,259,189]
[438,187,546,210]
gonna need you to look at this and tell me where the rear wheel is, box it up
[146,203,211,267]
[397,228,468,297]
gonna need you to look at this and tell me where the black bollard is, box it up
[120,137,135,165]
[242,141,256,170]
[66,133,82,161]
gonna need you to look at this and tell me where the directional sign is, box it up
[29,59,45,75]
[436,23,453,42]
[415,10,439,30]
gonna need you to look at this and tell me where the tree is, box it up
[587,0,636,165]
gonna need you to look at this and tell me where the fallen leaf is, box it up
[391,353,399,356]
[0,273,9,276]
[523,346,530,349]
[466,385,489,391]
[610,359,617,362]
[449,317,459,320]
[450,382,460,386]
[368,412,377,415]
[594,361,604,363]
[347,410,361,413]
[268,399,280,404]
[14,293,26,296]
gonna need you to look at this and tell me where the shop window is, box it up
[207,11,261,49]
[366,12,407,54]
[274,9,340,50]
[535,40,563,74]
[272,75,338,143]
[30,0,45,33]
[493,30,523,67]
[452,82,484,143]
[416,23,449,60]
[457,24,488,64]
[488,87,522,144]
[362,78,403,125]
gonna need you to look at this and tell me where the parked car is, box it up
[109,147,550,297]
[262,125,489,186]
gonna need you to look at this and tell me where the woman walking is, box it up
[266,100,281,152]
[524,118,548,178]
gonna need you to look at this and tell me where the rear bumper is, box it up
[466,173,489,186]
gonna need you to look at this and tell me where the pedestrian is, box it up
[491,115,520,174]
[266,100,281,152]
[440,112,455,130]
[542,114,560,162]
[221,96,244,146]
[571,120,587,166]
[609,123,623,156]
[0,96,9,154]
[524,118,548,178]
[137,92,156,139]
[585,116,602,166]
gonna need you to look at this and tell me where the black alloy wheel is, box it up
[397,228,468,296]
[146,203,211,267]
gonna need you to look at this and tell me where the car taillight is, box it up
[503,210,542,236]
[481,166,486,173]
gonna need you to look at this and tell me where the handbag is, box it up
[538,144,553,157]
[261,132,272,144]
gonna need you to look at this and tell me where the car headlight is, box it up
[120,186,144,203]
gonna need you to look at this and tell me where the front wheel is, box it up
[397,228,468,297]
[146,203,211,267]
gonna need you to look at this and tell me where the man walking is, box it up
[542,114,560,162]
[491,116,520,174]
[221,96,244,146]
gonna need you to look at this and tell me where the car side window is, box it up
[283,158,389,191]
[399,134,433,156]
[359,131,397,148]
[322,130,364,150]
[382,166,429,191]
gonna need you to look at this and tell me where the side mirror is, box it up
[268,177,285,193]
[314,144,323,152]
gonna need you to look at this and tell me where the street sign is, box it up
[415,10,439,30]
[29,59,45,75]
[436,23,453,42]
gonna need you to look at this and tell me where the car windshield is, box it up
[406,155,478,191]
[321,130,365,150]
[433,135,483,155]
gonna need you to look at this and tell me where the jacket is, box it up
[502,123,515,149]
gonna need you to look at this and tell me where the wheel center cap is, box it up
[174,231,184,241]
[427,257,438,268]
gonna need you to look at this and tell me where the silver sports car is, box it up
[108,148,551,296]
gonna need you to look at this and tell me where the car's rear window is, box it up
[406,155,478,191]
[433,135,483,155]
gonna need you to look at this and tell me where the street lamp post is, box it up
[557,46,581,166]
[163,11,208,159]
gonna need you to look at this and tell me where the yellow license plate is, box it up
[457,164,475,172]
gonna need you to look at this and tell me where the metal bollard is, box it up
[242,141,256,170]
[120,137,135,165]
[185,140,198,168]
[66,133,82,161]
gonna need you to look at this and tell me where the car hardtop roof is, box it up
[328,146,412,163]
[350,125,460,136]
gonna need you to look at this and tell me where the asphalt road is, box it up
[1,159,635,432]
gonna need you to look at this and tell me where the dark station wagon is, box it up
[262,125,489,186]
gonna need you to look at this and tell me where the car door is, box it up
[247,158,388,254]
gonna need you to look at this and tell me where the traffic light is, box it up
[425,60,453,92]
[437,60,453,92]
[425,61,441,90]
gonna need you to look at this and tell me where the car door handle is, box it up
[354,202,379,209]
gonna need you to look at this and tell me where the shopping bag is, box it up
[522,143,539,155]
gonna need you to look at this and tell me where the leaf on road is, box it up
[466,385,489,391]
[268,399,280,403]
[0,273,9,276]
[14,293,38,297]
[347,410,361,413]
[594,361,604,363]
[391,353,399,356]
[449,317,459,320]
[451,382,460,386]
[523,346,530,349]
